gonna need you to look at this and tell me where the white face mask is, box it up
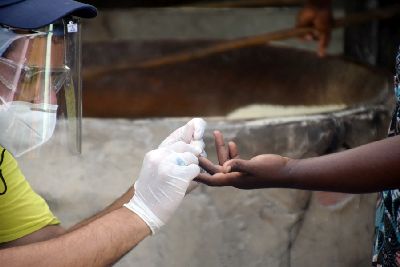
[0,101,58,157]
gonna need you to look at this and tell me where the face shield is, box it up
[0,17,82,157]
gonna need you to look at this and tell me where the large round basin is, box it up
[82,41,391,119]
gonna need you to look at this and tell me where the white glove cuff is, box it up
[123,196,164,235]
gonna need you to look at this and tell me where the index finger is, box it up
[199,157,227,175]
[194,172,241,187]
[214,130,229,165]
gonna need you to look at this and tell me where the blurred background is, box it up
[20,1,400,266]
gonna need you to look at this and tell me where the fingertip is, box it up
[190,140,205,151]
[223,159,233,167]
[185,142,203,155]
[214,131,225,146]
[181,152,199,165]
[200,150,207,158]
[193,145,202,156]
[194,174,225,187]
[228,141,239,158]
[223,165,231,173]
[187,164,201,179]
[193,118,206,140]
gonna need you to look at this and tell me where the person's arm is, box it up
[296,0,333,57]
[0,141,202,266]
[0,208,150,266]
[1,186,136,248]
[4,118,206,246]
[285,135,400,193]
[0,118,206,265]
[197,132,400,193]
[67,186,134,232]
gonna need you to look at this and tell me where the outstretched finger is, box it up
[228,141,239,159]
[214,130,229,165]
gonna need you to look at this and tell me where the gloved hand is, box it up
[159,118,207,157]
[159,118,207,193]
[124,141,201,234]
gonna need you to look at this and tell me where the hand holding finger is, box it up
[224,159,251,173]
[159,118,207,147]
[199,157,228,174]
[167,141,202,156]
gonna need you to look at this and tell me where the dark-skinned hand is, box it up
[196,131,292,190]
[296,0,333,57]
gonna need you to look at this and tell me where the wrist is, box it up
[123,195,164,235]
[279,158,301,189]
[119,207,152,236]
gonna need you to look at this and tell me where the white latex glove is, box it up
[124,141,201,234]
[159,118,207,193]
[159,118,207,157]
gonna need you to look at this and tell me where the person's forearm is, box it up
[0,207,150,266]
[284,135,400,193]
[68,186,135,232]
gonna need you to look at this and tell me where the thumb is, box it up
[224,159,251,173]
[181,164,201,182]
[191,118,206,140]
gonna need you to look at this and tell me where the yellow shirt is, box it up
[0,145,60,243]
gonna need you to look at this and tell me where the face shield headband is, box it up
[0,17,82,157]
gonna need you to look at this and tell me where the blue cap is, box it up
[0,0,97,29]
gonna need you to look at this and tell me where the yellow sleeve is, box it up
[0,146,60,243]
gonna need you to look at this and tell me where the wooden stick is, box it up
[83,4,400,79]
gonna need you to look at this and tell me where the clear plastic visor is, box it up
[0,17,82,156]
